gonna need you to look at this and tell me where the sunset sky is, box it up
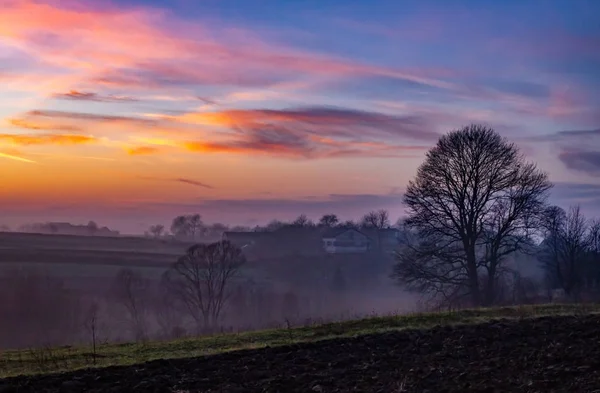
[1,0,599,233]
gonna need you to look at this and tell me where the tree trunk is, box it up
[466,247,481,307]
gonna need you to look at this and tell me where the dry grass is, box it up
[0,302,598,378]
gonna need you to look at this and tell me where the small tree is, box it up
[170,214,204,240]
[87,221,98,235]
[361,209,391,229]
[291,214,313,227]
[82,301,100,365]
[149,224,165,238]
[163,240,245,332]
[319,214,339,227]
[540,205,592,299]
[361,209,391,256]
[153,274,184,339]
[589,219,600,254]
[111,268,149,342]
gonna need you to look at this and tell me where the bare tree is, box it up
[540,205,592,299]
[149,224,165,238]
[87,220,98,235]
[319,214,339,227]
[338,220,359,229]
[170,214,204,240]
[393,125,552,307]
[153,274,184,339]
[361,209,391,254]
[163,240,245,332]
[292,214,313,227]
[82,301,100,364]
[589,219,600,254]
[361,209,391,229]
[111,268,149,341]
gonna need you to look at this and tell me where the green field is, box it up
[0,303,597,378]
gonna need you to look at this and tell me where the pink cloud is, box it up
[0,0,453,95]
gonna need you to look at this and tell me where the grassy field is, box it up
[0,303,598,379]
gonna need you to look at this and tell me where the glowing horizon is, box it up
[1,0,599,233]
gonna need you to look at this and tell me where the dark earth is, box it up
[2,314,600,392]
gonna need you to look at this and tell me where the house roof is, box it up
[321,227,367,239]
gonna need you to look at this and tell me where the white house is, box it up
[321,228,370,254]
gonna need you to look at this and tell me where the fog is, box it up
[0,219,423,350]
[0,205,596,352]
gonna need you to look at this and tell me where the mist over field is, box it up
[0,208,554,351]
[0,226,418,350]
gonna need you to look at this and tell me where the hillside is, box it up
[0,303,599,392]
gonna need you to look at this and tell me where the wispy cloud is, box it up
[24,110,155,125]
[127,146,161,155]
[174,178,214,189]
[0,133,97,146]
[0,150,36,163]
[174,106,439,141]
[0,0,455,98]
[559,149,600,177]
[11,105,436,159]
[52,90,137,102]
[137,175,214,189]
[8,118,82,132]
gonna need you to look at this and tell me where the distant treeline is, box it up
[9,221,120,237]
[147,210,395,240]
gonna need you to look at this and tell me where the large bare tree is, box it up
[392,124,552,307]
[163,240,245,332]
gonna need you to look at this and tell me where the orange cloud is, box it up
[0,133,97,146]
[174,107,439,142]
[7,110,177,142]
[183,140,306,157]
[9,118,83,132]
[127,146,161,155]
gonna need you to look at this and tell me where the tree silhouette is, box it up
[170,214,203,240]
[392,124,552,307]
[111,268,149,341]
[149,224,165,238]
[361,209,390,229]
[163,240,245,332]
[292,214,313,227]
[539,205,594,298]
[319,214,339,227]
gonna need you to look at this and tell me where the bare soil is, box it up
[1,314,599,392]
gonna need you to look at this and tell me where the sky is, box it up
[0,0,599,233]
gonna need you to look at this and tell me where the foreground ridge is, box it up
[1,312,600,392]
